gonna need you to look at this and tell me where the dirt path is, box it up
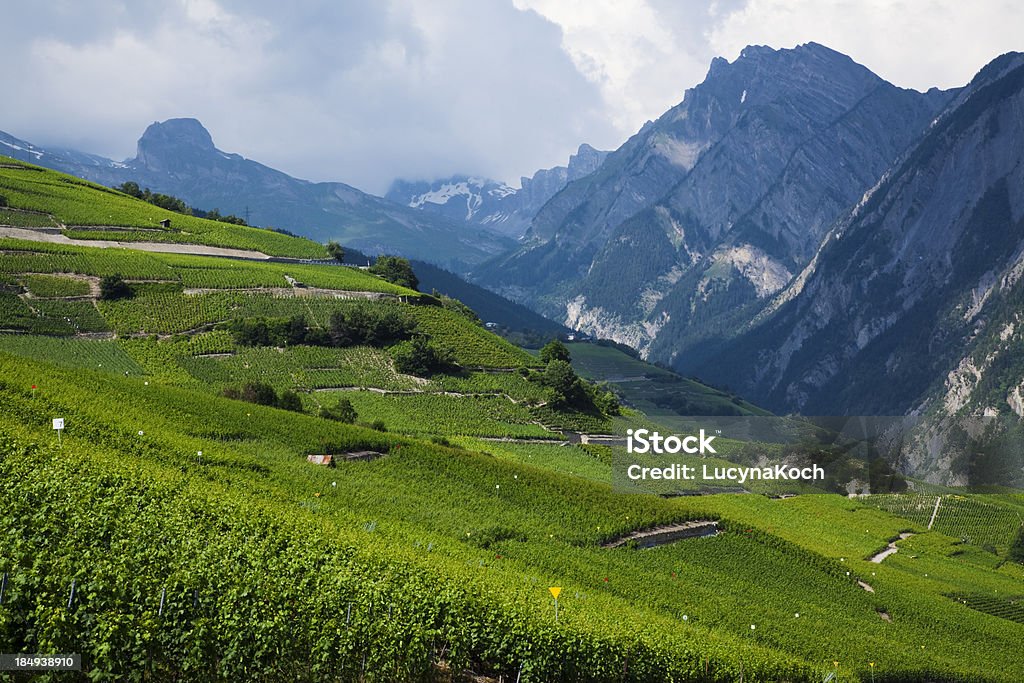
[183,286,394,300]
[603,520,719,549]
[869,532,915,564]
[0,226,274,260]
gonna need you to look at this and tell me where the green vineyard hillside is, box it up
[0,158,1022,681]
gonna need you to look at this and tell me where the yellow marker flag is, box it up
[549,587,562,599]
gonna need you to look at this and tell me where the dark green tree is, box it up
[278,390,304,412]
[393,336,455,377]
[369,255,418,290]
[320,397,358,423]
[240,382,278,407]
[326,240,345,263]
[98,274,132,300]
[539,339,571,364]
[540,359,587,408]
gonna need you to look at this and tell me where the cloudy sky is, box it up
[4,1,1020,194]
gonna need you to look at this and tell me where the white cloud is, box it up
[0,0,1018,195]
[513,0,714,136]
[2,0,613,193]
[707,0,1023,91]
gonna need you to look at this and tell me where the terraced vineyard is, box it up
[1,170,1023,681]
[864,493,1024,552]
[0,156,326,258]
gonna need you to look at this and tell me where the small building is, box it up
[159,218,172,228]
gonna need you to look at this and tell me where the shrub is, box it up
[320,397,357,423]
[539,359,587,409]
[329,304,415,347]
[392,336,455,377]
[326,240,345,262]
[539,339,571,364]
[278,390,304,413]
[240,382,279,407]
[369,255,418,290]
[99,274,132,300]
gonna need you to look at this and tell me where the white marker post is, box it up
[52,418,65,447]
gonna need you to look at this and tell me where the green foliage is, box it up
[194,207,248,226]
[115,181,190,215]
[539,339,571,364]
[326,240,345,262]
[238,381,278,406]
[278,389,303,412]
[319,396,357,423]
[539,359,588,409]
[98,273,132,301]
[227,315,311,347]
[410,306,537,368]
[328,303,416,347]
[370,255,419,290]
[392,336,456,377]
[1009,526,1024,564]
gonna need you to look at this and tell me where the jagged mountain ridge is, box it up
[386,143,608,239]
[0,120,513,270]
[478,43,954,359]
[689,52,1024,418]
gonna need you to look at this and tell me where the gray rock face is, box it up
[1,119,512,269]
[480,43,953,366]
[386,143,609,239]
[693,53,1024,417]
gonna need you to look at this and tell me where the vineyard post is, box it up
[0,572,6,604]
[67,579,76,609]
[158,587,166,617]
[549,587,561,623]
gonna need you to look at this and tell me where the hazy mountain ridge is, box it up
[386,143,608,239]
[0,119,512,269]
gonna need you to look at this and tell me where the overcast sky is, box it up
[3,1,1020,194]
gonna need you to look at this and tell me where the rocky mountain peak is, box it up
[135,118,221,172]
[138,118,215,152]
